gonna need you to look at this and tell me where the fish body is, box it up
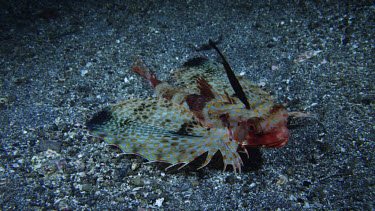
[86,44,309,173]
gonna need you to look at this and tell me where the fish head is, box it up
[233,104,290,148]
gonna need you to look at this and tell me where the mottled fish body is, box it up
[86,41,309,173]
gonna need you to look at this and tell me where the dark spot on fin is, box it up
[184,77,215,119]
[185,94,212,112]
[209,39,251,109]
[183,57,208,67]
[197,78,215,99]
[175,122,196,135]
[86,108,113,131]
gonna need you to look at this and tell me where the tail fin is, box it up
[132,56,162,88]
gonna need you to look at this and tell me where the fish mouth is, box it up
[261,138,288,148]
[243,138,288,148]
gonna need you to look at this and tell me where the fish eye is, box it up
[247,118,262,134]
[248,124,256,131]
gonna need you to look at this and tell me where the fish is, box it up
[86,40,310,173]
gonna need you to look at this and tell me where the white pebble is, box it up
[80,69,88,76]
[155,198,164,207]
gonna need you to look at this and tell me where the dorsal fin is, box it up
[197,77,215,99]
[209,39,251,109]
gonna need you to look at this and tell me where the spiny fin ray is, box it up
[209,39,251,109]
[173,59,274,110]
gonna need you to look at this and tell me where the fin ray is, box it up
[87,98,242,171]
[174,60,274,109]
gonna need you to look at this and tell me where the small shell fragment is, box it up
[294,50,322,63]
[276,175,288,185]
[155,198,164,207]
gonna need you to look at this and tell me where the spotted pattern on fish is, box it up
[86,45,310,173]
[87,98,242,170]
